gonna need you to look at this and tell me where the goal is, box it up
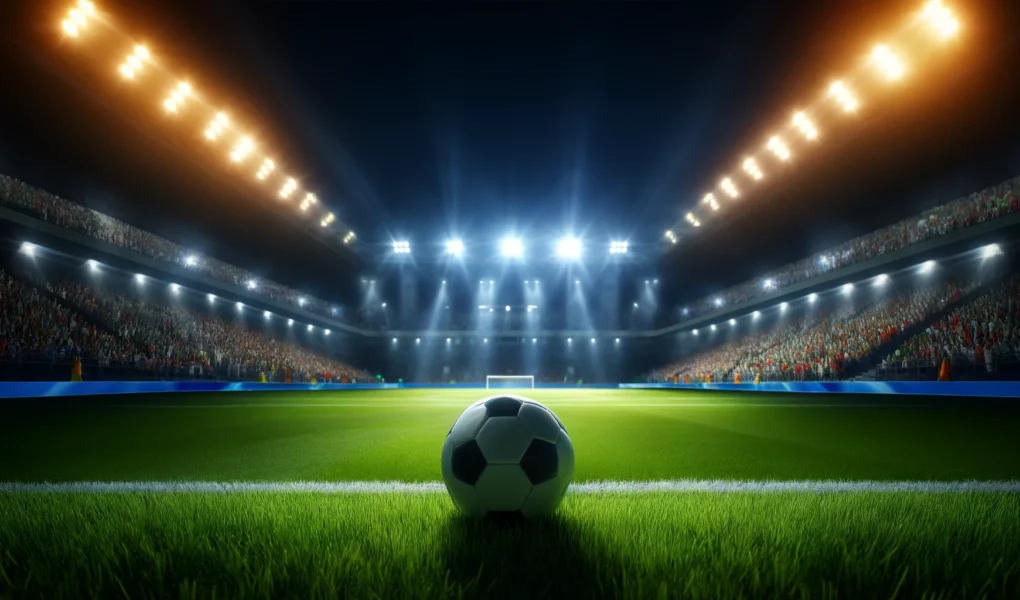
[486,375,535,389]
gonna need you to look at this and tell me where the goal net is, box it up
[486,375,535,389]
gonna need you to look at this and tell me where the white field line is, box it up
[2,480,1019,494]
[99,403,929,409]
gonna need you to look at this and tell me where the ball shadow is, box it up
[437,512,620,599]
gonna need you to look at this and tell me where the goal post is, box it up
[486,375,535,389]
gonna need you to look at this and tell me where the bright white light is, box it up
[246,280,257,290]
[392,338,398,344]
[392,241,411,254]
[808,293,818,303]
[609,240,629,254]
[753,311,761,319]
[207,294,215,303]
[170,283,180,294]
[298,297,307,307]
[446,338,451,343]
[483,338,488,343]
[714,298,723,307]
[381,302,387,308]
[87,259,99,271]
[792,111,819,140]
[489,308,494,313]
[441,280,446,285]
[505,305,511,312]
[710,324,717,331]
[287,319,294,326]
[134,273,145,284]
[872,45,906,80]
[742,158,764,180]
[19,242,35,257]
[982,244,1002,259]
[575,279,580,285]
[306,324,313,332]
[500,236,524,259]
[703,193,720,211]
[685,212,701,228]
[567,338,572,344]
[325,329,331,336]
[665,230,678,244]
[236,302,243,311]
[842,283,855,295]
[556,236,583,260]
[729,318,736,326]
[919,260,936,274]
[415,338,420,344]
[633,302,639,308]
[829,81,859,112]
[615,338,620,343]
[923,0,960,38]
[692,329,699,335]
[532,338,537,344]
[185,255,197,267]
[780,302,788,311]
[264,311,271,319]
[874,274,889,286]
[590,338,596,344]
[445,239,464,257]
[489,280,494,285]
[720,177,739,198]
[767,136,791,161]
[763,278,775,290]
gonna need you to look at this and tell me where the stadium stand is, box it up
[0,258,370,383]
[675,175,1020,321]
[3,172,1020,332]
[650,277,997,383]
[880,276,1020,380]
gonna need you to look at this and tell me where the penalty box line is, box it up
[2,480,1020,494]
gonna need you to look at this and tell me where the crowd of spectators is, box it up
[0,261,370,382]
[651,280,975,382]
[3,172,1019,333]
[0,174,350,326]
[0,270,135,366]
[883,277,1020,375]
[677,175,1020,321]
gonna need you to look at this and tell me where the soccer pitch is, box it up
[2,388,1020,598]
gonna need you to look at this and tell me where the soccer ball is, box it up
[441,395,574,518]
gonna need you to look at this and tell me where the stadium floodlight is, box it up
[230,137,256,163]
[615,338,620,344]
[500,236,524,259]
[236,302,243,311]
[653,279,659,284]
[527,305,537,312]
[87,259,99,271]
[685,212,701,228]
[609,240,629,254]
[808,293,818,303]
[645,280,650,285]
[170,283,180,294]
[298,297,307,307]
[682,307,689,316]
[742,158,763,181]
[828,81,859,112]
[729,318,736,326]
[446,338,451,343]
[392,338,398,344]
[381,302,387,308]
[720,177,739,198]
[703,193,720,211]
[556,236,583,260]
[19,242,35,257]
[767,136,791,161]
[842,283,855,295]
[923,0,959,38]
[483,338,488,343]
[263,310,271,319]
[692,329,699,335]
[207,293,215,303]
[307,324,314,332]
[246,280,257,290]
[792,111,819,140]
[981,243,1002,259]
[710,324,717,331]
[325,329,331,336]
[62,18,80,37]
[505,305,511,312]
[780,301,788,311]
[753,310,761,319]
[489,280,494,285]
[134,45,150,60]
[287,319,293,326]
[445,239,465,257]
[134,273,145,284]
[919,259,936,274]
[664,230,678,244]
[184,255,197,267]
[567,338,572,344]
[489,308,494,313]
[415,338,420,344]
[300,193,318,211]
[763,278,775,290]
[871,45,906,80]
[714,298,723,307]
[874,274,889,286]
[633,302,639,308]
[532,338,537,344]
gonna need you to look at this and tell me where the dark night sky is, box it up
[1,0,1018,308]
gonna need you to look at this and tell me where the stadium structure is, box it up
[1,0,1020,598]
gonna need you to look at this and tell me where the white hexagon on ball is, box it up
[441,395,573,517]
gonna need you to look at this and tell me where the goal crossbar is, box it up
[486,375,535,389]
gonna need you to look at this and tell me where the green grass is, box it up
[2,388,1020,598]
[2,389,1020,481]
[2,492,1019,599]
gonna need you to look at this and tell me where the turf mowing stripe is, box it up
[3,480,1020,494]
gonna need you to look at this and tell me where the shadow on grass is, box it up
[437,512,624,599]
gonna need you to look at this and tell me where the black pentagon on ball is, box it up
[519,438,558,485]
[484,396,523,419]
[451,440,487,484]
